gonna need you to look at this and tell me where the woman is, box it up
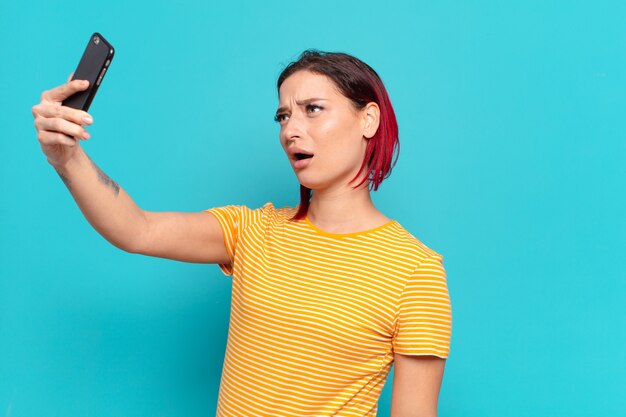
[32,50,452,416]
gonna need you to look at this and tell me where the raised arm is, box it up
[32,77,230,264]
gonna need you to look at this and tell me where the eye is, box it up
[274,113,289,124]
[306,104,323,114]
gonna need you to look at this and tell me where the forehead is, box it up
[278,70,342,103]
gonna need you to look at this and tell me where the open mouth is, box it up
[294,153,314,161]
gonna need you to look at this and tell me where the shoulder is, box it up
[387,220,444,266]
[238,202,301,232]
[257,202,297,220]
[204,201,296,234]
[206,201,295,219]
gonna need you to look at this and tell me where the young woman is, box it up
[32,50,452,417]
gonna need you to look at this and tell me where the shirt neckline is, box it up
[303,215,397,239]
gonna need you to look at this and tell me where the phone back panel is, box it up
[63,33,114,111]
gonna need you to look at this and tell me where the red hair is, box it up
[277,50,400,220]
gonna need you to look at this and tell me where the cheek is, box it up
[315,112,358,144]
[314,116,363,160]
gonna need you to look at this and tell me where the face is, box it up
[276,70,379,193]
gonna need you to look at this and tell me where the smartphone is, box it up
[62,32,114,111]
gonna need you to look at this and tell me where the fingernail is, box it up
[83,131,90,140]
[82,116,93,125]
[82,80,89,86]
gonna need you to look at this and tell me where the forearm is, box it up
[52,146,146,252]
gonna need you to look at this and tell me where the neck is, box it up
[306,180,384,231]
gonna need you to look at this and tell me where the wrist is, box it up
[48,146,86,173]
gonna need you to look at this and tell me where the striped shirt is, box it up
[205,202,452,416]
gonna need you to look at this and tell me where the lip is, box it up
[286,146,315,170]
[288,147,314,161]
[292,155,313,169]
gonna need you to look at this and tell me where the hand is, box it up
[32,73,94,168]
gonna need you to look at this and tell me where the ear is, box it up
[362,102,381,139]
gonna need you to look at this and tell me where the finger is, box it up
[33,102,93,126]
[36,116,90,140]
[38,130,78,147]
[41,79,90,103]
[66,72,74,83]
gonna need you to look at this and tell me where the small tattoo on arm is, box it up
[86,154,120,196]
[54,167,72,191]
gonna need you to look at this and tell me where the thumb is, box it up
[43,79,90,103]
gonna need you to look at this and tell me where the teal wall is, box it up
[1,1,625,416]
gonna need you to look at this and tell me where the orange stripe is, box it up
[205,202,452,416]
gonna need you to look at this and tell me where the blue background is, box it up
[1,1,625,416]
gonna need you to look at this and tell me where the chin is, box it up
[295,178,318,190]
[296,175,343,193]
[294,174,323,191]
[294,167,360,192]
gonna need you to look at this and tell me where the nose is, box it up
[280,113,304,145]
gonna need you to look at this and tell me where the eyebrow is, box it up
[275,98,328,116]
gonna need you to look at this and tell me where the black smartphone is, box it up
[62,32,114,111]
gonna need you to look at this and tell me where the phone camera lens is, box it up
[94,36,100,45]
